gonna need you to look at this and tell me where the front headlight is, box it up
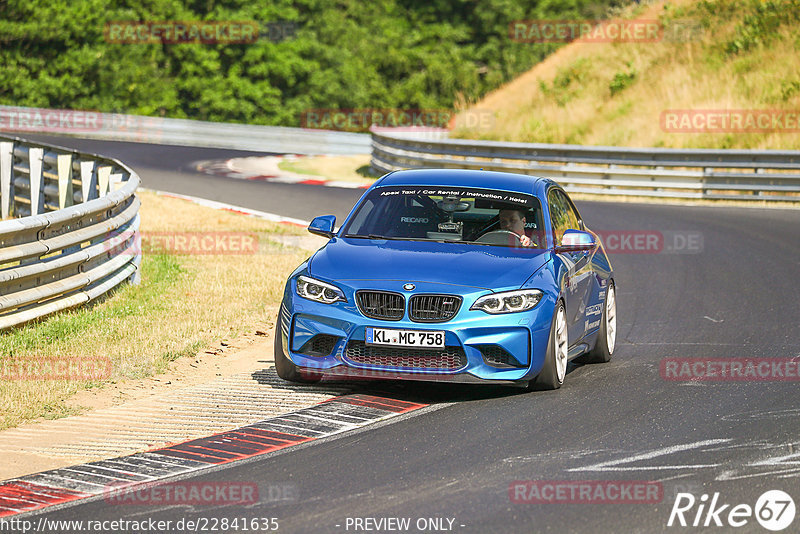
[471,289,543,314]
[296,275,347,304]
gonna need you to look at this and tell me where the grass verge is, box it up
[0,190,308,430]
[278,155,377,184]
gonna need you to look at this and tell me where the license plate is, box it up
[366,327,445,349]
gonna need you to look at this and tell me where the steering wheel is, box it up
[467,217,498,241]
[474,229,523,246]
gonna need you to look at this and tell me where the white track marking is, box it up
[717,467,800,481]
[568,439,732,472]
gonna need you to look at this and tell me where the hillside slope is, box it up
[452,0,800,150]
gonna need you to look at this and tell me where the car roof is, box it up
[375,169,548,196]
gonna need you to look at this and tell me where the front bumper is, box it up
[278,279,555,384]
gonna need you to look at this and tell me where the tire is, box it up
[530,300,568,390]
[579,281,616,364]
[274,319,321,384]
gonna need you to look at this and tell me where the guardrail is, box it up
[371,131,800,202]
[0,135,140,331]
[0,106,371,155]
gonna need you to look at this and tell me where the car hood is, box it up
[308,237,550,290]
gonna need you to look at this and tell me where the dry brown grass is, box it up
[278,154,376,184]
[452,0,800,150]
[0,190,308,430]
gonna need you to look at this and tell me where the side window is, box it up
[548,189,580,245]
[548,189,568,245]
[562,193,582,231]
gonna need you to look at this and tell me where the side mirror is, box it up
[556,229,596,253]
[308,215,336,238]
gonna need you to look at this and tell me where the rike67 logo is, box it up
[668,490,795,531]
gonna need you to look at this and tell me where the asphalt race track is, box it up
[14,137,800,532]
[17,135,363,222]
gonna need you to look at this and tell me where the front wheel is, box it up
[580,281,616,364]
[274,319,321,384]
[530,300,568,390]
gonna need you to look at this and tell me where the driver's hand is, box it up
[519,234,533,247]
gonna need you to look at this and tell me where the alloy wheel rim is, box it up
[606,285,617,354]
[555,306,568,382]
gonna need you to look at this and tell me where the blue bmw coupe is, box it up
[275,169,616,389]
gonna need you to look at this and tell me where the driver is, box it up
[498,209,534,247]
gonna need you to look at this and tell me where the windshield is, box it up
[341,186,545,248]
